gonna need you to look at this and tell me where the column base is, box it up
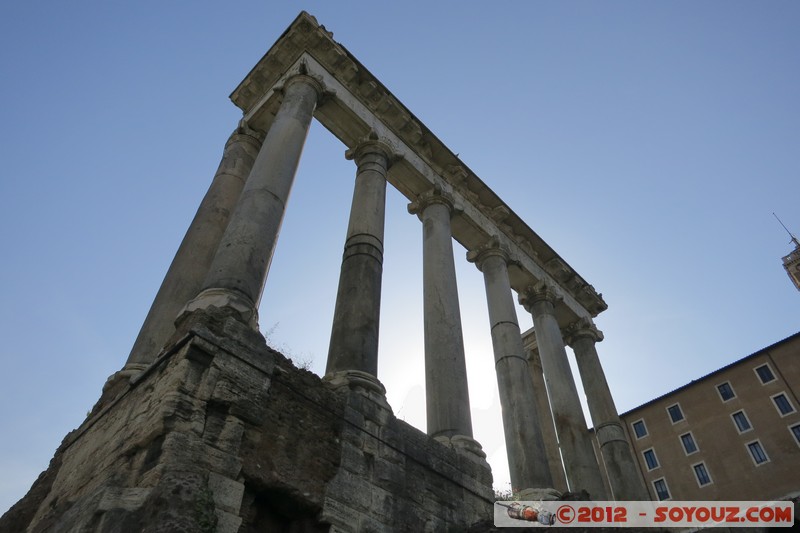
[103,363,148,393]
[516,487,563,501]
[323,369,390,410]
[434,434,488,464]
[178,288,258,328]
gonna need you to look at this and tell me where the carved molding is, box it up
[545,257,572,282]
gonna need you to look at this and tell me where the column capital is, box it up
[466,236,511,271]
[344,131,399,167]
[232,118,266,143]
[407,185,458,219]
[283,73,325,96]
[564,317,604,346]
[275,72,333,107]
[518,280,562,312]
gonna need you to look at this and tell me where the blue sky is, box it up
[1,1,799,513]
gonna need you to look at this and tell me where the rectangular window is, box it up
[755,364,776,384]
[732,410,752,433]
[747,441,769,465]
[643,448,659,470]
[717,382,735,401]
[667,403,684,423]
[632,419,647,439]
[680,432,698,455]
[790,423,800,446]
[653,478,670,501]
[772,393,796,416]
[693,463,712,486]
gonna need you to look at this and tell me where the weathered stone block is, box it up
[321,497,362,530]
[97,487,152,512]
[215,508,243,533]
[207,471,244,514]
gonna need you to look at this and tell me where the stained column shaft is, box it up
[409,192,473,440]
[520,283,607,499]
[470,247,553,489]
[326,141,390,377]
[566,322,650,500]
[126,123,262,367]
[187,75,322,323]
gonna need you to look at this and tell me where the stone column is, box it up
[326,137,393,381]
[522,330,569,493]
[565,318,650,500]
[519,282,607,499]
[408,188,483,459]
[183,74,323,324]
[467,242,553,490]
[125,121,263,370]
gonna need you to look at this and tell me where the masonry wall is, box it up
[0,308,493,532]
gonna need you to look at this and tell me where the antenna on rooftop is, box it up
[773,212,800,248]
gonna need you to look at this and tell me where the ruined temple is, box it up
[1,12,647,532]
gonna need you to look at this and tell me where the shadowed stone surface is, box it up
[1,307,493,532]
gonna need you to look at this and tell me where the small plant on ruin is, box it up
[263,322,315,372]
[194,481,218,533]
[494,485,522,501]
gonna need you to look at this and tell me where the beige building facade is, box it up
[619,331,800,502]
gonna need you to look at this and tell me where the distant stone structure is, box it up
[781,238,800,292]
[774,213,800,291]
[1,12,648,532]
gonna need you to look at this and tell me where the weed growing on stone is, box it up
[263,322,315,372]
[193,481,218,533]
[493,484,521,501]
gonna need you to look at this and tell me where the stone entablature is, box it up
[230,11,606,326]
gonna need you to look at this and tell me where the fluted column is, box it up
[408,188,482,459]
[565,318,650,500]
[519,282,607,498]
[467,242,552,489]
[522,331,569,492]
[184,74,322,324]
[326,137,393,381]
[125,121,263,369]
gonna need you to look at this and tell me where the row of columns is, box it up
[520,303,649,499]
[123,72,647,499]
[519,284,609,498]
